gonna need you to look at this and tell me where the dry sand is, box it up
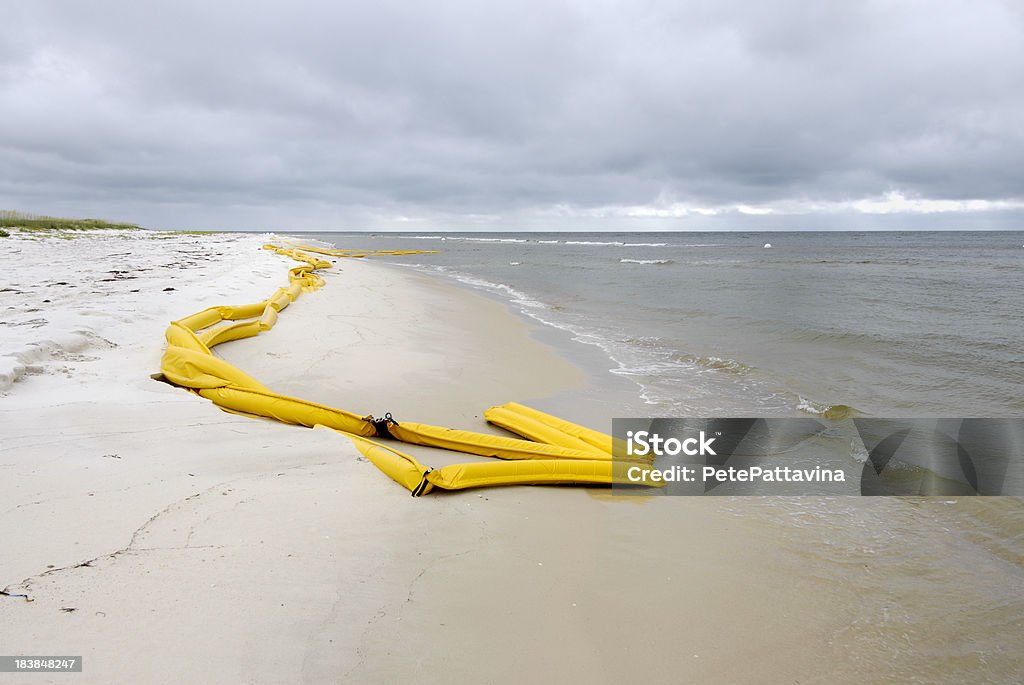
[216,256,586,436]
[2,230,1020,684]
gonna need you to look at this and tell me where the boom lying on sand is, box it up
[156,243,654,495]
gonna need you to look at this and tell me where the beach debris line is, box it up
[0,589,33,602]
[157,242,657,496]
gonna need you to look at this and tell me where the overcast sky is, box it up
[3,0,1023,231]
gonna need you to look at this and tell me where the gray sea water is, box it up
[306,230,1024,681]
[310,231,1024,419]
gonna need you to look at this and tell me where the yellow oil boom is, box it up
[157,243,653,495]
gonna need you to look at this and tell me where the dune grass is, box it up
[0,210,141,232]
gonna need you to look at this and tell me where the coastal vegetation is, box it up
[0,210,141,232]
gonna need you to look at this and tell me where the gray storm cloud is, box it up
[2,0,1023,229]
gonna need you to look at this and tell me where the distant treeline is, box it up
[0,210,141,231]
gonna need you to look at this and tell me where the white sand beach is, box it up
[2,230,1022,684]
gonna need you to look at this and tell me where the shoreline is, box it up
[298,232,647,426]
[1,231,1021,683]
[214,250,588,429]
[373,258,651,423]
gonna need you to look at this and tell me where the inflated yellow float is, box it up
[157,243,653,495]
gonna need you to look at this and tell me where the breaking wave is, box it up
[796,398,864,420]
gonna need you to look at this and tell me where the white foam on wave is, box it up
[405,265,548,310]
[620,258,674,265]
[563,240,670,247]
[388,262,712,412]
[400,236,676,247]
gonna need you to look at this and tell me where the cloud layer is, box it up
[3,1,1023,230]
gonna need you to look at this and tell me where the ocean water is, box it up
[309,231,1024,418]
[307,230,1024,681]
